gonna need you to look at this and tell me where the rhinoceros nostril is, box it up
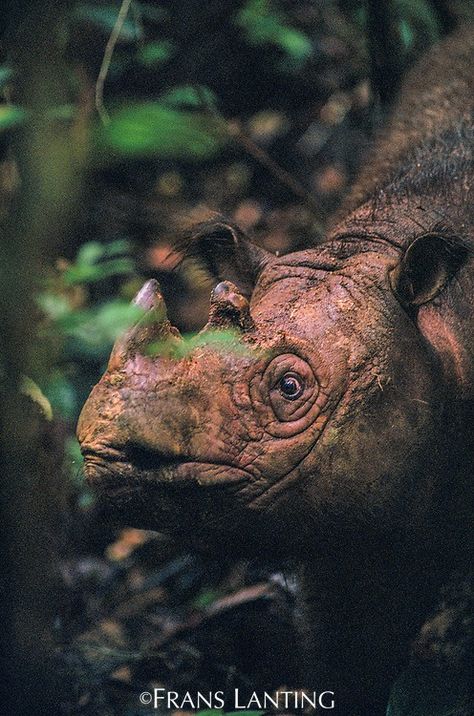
[125,444,180,473]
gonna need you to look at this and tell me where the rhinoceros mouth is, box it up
[81,445,252,497]
[81,445,260,534]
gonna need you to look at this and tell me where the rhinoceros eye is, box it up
[262,354,317,422]
[279,373,304,400]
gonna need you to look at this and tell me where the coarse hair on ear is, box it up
[176,215,272,298]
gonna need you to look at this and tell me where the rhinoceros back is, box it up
[341,26,474,218]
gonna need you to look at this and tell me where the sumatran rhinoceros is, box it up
[77,27,474,715]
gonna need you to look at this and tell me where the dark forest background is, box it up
[1,2,472,715]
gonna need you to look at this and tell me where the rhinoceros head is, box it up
[77,217,472,553]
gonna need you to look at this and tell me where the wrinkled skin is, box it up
[79,242,467,544]
[78,28,474,715]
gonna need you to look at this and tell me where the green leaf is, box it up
[0,66,13,90]
[146,329,255,360]
[132,2,168,24]
[37,292,71,321]
[137,40,174,67]
[394,0,441,51]
[65,436,84,472]
[192,588,221,609]
[276,27,312,61]
[75,239,132,265]
[99,102,227,161]
[77,241,105,266]
[399,20,415,52]
[236,0,312,65]
[61,300,144,340]
[64,257,135,285]
[159,85,217,110]
[73,4,143,41]
[63,240,135,284]
[0,105,27,131]
[43,372,77,420]
[52,300,145,360]
[104,238,132,256]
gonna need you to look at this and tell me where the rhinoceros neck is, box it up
[337,26,474,223]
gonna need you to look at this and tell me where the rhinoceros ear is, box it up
[179,218,272,297]
[389,232,469,308]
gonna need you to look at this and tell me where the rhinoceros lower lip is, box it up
[81,446,251,493]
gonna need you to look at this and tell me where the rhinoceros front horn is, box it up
[108,279,181,369]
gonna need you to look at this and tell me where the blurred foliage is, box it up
[31,238,144,512]
[395,0,442,49]
[236,0,312,69]
[73,3,150,41]
[36,239,143,416]
[0,65,13,88]
[62,239,134,284]
[0,103,26,130]
[100,102,226,160]
[147,329,255,360]
[0,0,462,158]
[347,0,443,45]
[136,39,174,67]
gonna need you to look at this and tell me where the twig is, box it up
[228,119,320,214]
[195,86,321,218]
[95,0,134,125]
[148,582,276,647]
[131,0,145,50]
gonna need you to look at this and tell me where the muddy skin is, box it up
[77,28,474,715]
